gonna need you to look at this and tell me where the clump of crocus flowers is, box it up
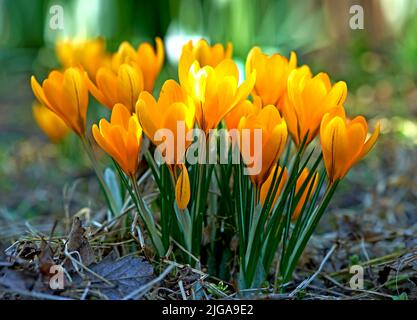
[31,37,380,290]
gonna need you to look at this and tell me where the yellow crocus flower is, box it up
[136,79,195,164]
[180,59,255,134]
[87,63,144,112]
[136,80,195,210]
[260,165,288,207]
[320,106,380,184]
[136,80,195,163]
[179,39,232,75]
[56,38,111,80]
[184,39,232,67]
[92,103,142,177]
[259,166,318,220]
[282,66,348,148]
[238,105,288,186]
[175,164,191,210]
[31,68,89,137]
[112,38,164,93]
[32,102,70,143]
[292,168,318,220]
[224,96,262,130]
[246,47,297,108]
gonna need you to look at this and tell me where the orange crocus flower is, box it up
[259,166,318,220]
[112,38,164,93]
[260,165,288,207]
[136,80,195,164]
[31,68,89,137]
[180,59,255,134]
[179,39,232,75]
[292,168,319,220]
[320,106,380,184]
[92,103,143,177]
[136,80,195,210]
[281,66,347,148]
[87,64,144,112]
[224,96,262,131]
[55,37,111,79]
[183,39,232,67]
[246,47,297,108]
[32,102,70,143]
[238,105,288,186]
[175,164,191,210]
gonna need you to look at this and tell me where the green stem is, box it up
[194,163,204,217]
[129,174,165,257]
[191,162,205,257]
[254,185,260,206]
[130,175,145,220]
[280,180,340,288]
[81,137,117,216]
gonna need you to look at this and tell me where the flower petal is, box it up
[175,165,191,210]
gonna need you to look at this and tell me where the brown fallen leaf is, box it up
[66,217,95,267]
[69,251,154,300]
[38,238,55,276]
[0,268,36,292]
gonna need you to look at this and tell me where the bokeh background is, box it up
[0,0,416,256]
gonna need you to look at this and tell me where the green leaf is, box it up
[174,203,193,253]
[281,180,339,284]
[112,160,165,257]
[104,167,123,212]
[392,292,408,300]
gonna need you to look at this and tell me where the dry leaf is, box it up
[66,217,95,267]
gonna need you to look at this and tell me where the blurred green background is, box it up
[1,0,417,235]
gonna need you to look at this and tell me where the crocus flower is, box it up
[32,102,70,143]
[179,39,232,80]
[260,165,288,207]
[180,59,255,134]
[136,80,195,210]
[87,64,144,112]
[281,66,347,148]
[238,105,288,186]
[292,168,318,220]
[92,103,142,177]
[320,106,380,184]
[136,79,195,164]
[224,96,261,130]
[112,38,164,93]
[246,47,297,108]
[55,37,111,79]
[184,39,232,66]
[31,68,89,137]
[175,164,191,210]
